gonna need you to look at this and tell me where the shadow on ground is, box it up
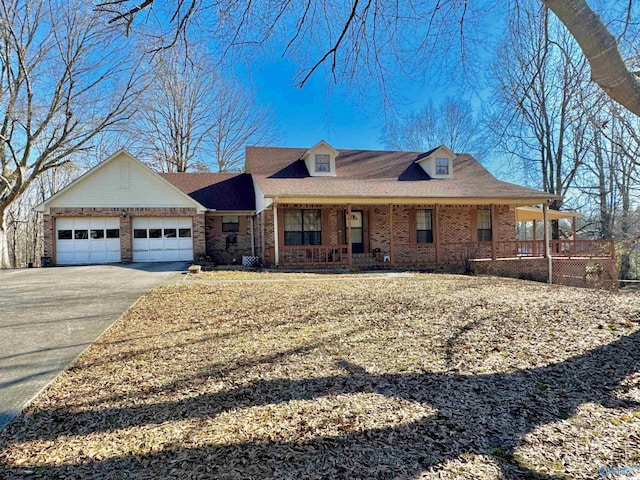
[1,330,638,479]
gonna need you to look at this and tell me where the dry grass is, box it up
[1,273,640,479]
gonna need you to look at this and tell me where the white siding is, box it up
[47,153,198,209]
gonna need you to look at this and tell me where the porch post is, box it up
[543,203,552,284]
[250,214,256,256]
[434,204,441,263]
[491,204,497,261]
[273,201,279,266]
[389,204,394,264]
[572,216,577,258]
[346,204,353,267]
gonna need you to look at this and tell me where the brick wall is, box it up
[204,214,254,264]
[45,207,205,265]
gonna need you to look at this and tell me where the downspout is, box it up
[544,203,552,284]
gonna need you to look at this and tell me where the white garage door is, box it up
[56,217,121,265]
[132,217,193,262]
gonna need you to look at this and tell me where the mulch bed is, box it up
[1,273,639,479]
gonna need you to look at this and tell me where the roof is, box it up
[245,147,559,203]
[160,172,256,211]
[515,206,582,222]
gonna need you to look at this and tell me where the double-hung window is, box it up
[477,209,492,242]
[315,154,330,173]
[416,209,433,243]
[284,209,321,245]
[435,158,449,175]
[222,215,240,233]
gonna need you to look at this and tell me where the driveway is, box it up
[0,262,188,431]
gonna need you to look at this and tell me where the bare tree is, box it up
[488,4,591,227]
[0,0,142,268]
[383,98,484,155]
[94,1,640,116]
[128,44,275,173]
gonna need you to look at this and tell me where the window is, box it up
[315,154,330,172]
[58,230,72,240]
[149,229,162,239]
[106,229,120,239]
[179,228,192,238]
[134,229,147,239]
[163,228,177,238]
[91,229,105,239]
[416,209,433,243]
[74,230,88,240]
[222,215,240,233]
[435,158,449,175]
[284,209,321,245]
[477,209,492,242]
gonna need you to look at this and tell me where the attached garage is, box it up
[132,217,193,262]
[56,217,121,265]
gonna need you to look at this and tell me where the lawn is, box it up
[1,272,640,479]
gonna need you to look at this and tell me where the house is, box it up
[36,142,616,286]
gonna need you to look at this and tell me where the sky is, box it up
[248,58,458,151]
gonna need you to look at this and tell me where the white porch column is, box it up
[543,203,552,284]
[250,214,256,256]
[273,201,279,266]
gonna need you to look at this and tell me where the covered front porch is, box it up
[263,202,614,268]
[264,202,614,268]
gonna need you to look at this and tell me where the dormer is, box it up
[302,140,339,177]
[414,145,456,179]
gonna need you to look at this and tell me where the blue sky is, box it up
[244,57,473,151]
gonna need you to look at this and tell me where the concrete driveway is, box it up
[0,262,188,431]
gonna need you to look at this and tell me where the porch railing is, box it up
[280,245,349,265]
[279,240,614,266]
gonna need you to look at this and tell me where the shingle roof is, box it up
[160,172,255,211]
[246,147,557,202]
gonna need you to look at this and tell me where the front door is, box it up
[349,211,364,253]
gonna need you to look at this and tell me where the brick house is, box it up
[36,143,615,283]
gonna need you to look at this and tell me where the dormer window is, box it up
[435,158,449,175]
[414,145,455,179]
[302,140,338,177]
[315,154,330,172]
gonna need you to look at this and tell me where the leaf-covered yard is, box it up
[1,272,640,479]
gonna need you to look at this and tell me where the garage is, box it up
[132,217,193,262]
[56,217,121,265]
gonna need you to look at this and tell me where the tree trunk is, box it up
[0,209,11,269]
[543,0,640,117]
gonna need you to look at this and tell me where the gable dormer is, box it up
[414,145,456,179]
[302,140,339,177]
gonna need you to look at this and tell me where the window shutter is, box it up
[214,216,222,236]
[408,208,417,244]
[277,207,285,249]
[470,207,478,242]
[239,215,248,235]
[337,209,345,245]
[321,209,331,245]
[362,211,370,253]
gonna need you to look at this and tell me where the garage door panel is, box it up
[132,217,193,262]
[56,217,121,265]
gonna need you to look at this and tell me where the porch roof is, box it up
[515,206,582,222]
[246,147,559,204]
